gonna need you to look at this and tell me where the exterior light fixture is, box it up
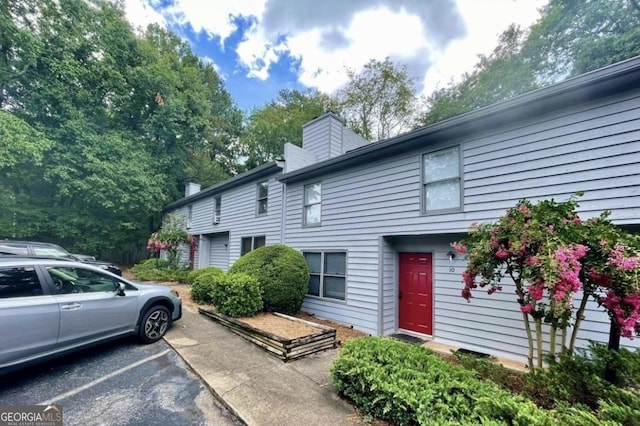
[447,250,456,262]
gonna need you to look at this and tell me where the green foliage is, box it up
[209,272,263,318]
[190,270,224,304]
[240,89,339,170]
[0,1,240,260]
[187,266,224,285]
[452,352,522,392]
[520,347,640,425]
[417,0,640,126]
[339,57,417,141]
[130,258,190,283]
[331,337,608,425]
[228,244,309,315]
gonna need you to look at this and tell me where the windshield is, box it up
[32,246,77,260]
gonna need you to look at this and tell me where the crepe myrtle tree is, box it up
[146,213,198,269]
[452,194,640,373]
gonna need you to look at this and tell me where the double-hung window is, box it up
[256,181,268,215]
[213,195,221,223]
[303,183,322,226]
[241,236,266,256]
[303,251,346,301]
[423,146,461,213]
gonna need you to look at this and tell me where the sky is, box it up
[123,0,549,112]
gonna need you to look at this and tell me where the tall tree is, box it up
[418,25,537,126]
[417,0,640,126]
[240,89,339,170]
[338,57,418,141]
[1,0,241,260]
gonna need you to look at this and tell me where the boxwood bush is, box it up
[228,244,309,315]
[187,266,223,285]
[190,269,224,304]
[130,258,190,283]
[331,337,614,426]
[209,272,263,318]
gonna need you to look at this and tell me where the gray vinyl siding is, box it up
[285,86,640,360]
[381,238,396,335]
[168,171,283,271]
[301,114,344,162]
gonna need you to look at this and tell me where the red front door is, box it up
[399,253,433,335]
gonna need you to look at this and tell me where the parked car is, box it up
[0,256,181,374]
[0,240,121,276]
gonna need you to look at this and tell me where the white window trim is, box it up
[421,145,463,215]
[256,181,268,216]
[303,182,322,227]
[213,195,221,224]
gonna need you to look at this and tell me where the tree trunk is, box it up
[522,312,534,370]
[604,320,620,384]
[535,318,544,368]
[569,291,589,352]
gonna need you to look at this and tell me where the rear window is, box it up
[0,266,43,298]
[32,245,75,260]
[0,243,29,255]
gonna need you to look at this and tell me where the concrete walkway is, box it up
[163,308,357,426]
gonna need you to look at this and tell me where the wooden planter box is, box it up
[199,308,337,361]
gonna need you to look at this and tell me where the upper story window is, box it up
[303,182,322,226]
[241,236,266,256]
[423,146,461,213]
[187,205,193,229]
[257,181,268,215]
[214,195,221,223]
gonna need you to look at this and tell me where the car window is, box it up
[0,266,44,298]
[33,246,76,260]
[0,243,29,255]
[47,266,118,294]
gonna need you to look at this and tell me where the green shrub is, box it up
[521,347,640,425]
[331,337,609,426]
[191,271,223,304]
[228,244,309,315]
[130,258,189,282]
[209,272,263,318]
[187,266,223,285]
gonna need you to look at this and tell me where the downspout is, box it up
[377,236,384,336]
[280,181,287,244]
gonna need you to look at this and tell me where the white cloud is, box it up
[122,0,166,33]
[423,0,548,95]
[123,0,548,100]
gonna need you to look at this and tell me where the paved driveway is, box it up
[0,338,241,426]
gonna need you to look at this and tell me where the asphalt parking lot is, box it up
[0,338,241,426]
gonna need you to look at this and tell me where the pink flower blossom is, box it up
[520,304,533,314]
[495,250,510,261]
[461,288,472,301]
[452,242,468,254]
[524,256,540,266]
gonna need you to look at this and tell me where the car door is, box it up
[0,265,60,369]
[45,265,138,349]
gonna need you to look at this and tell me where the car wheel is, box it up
[139,305,171,343]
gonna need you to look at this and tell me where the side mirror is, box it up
[115,282,126,296]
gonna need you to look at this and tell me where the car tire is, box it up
[139,305,171,344]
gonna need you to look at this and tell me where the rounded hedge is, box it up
[228,244,309,315]
[191,269,224,304]
[209,272,263,318]
[187,266,224,285]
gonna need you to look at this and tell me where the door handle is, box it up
[398,291,402,299]
[61,303,82,310]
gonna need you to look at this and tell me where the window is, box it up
[256,181,268,215]
[0,267,43,298]
[423,146,461,212]
[0,243,28,255]
[240,236,266,256]
[213,195,221,223]
[303,251,346,301]
[187,205,193,228]
[303,183,322,226]
[47,266,119,294]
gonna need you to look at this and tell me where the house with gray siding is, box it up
[165,56,640,365]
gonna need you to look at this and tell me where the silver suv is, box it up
[0,257,181,374]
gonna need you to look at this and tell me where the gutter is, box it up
[164,162,283,212]
[279,55,640,184]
